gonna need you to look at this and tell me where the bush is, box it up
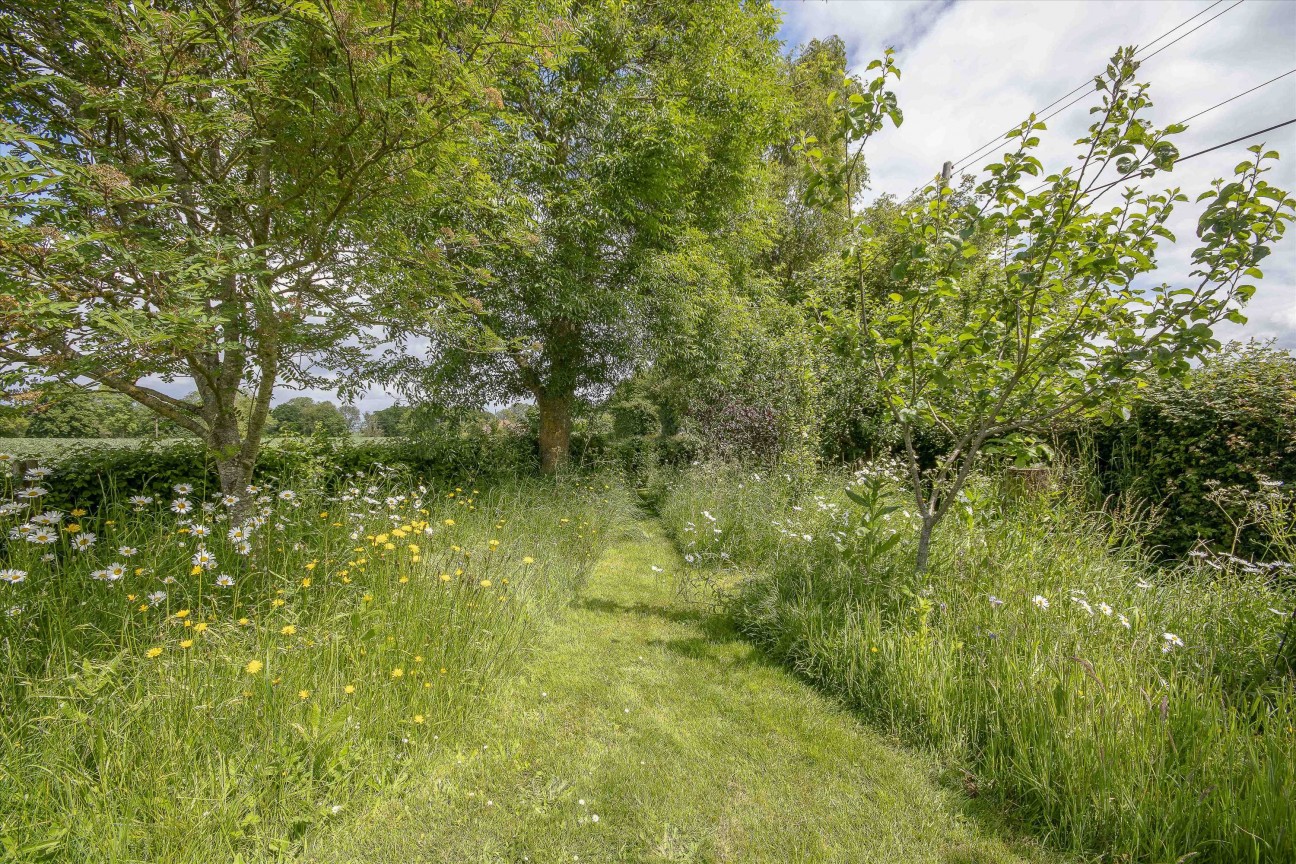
[611,397,661,438]
[0,428,536,515]
[659,464,1296,863]
[1091,343,1296,559]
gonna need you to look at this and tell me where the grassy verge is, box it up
[0,466,633,861]
[658,464,1296,863]
[304,518,1062,864]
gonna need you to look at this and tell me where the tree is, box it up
[823,49,1296,571]
[0,0,537,497]
[364,404,410,437]
[414,0,786,472]
[270,396,349,437]
[23,383,149,438]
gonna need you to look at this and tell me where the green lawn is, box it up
[302,518,1065,864]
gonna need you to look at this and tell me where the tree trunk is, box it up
[209,410,254,504]
[915,515,936,574]
[537,391,573,474]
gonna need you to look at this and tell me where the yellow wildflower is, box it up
[391,667,404,679]
[175,609,190,619]
[146,647,163,659]
[245,659,263,674]
[280,625,296,636]
[180,639,194,649]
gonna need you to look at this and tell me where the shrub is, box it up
[0,429,536,516]
[1091,343,1296,559]
[611,397,661,438]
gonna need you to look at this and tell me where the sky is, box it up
[151,0,1296,415]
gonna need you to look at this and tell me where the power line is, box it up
[947,0,1246,175]
[1017,72,1296,198]
[1180,68,1296,124]
[1087,116,1296,195]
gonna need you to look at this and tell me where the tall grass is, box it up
[659,464,1296,863]
[0,460,633,861]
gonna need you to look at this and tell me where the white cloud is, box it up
[776,0,1296,348]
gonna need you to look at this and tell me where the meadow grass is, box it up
[0,459,634,861]
[305,518,1064,864]
[658,464,1296,863]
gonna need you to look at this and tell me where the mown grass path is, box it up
[305,519,1065,864]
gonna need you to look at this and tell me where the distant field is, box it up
[0,438,162,458]
[0,435,392,460]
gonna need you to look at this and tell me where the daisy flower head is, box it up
[1032,595,1050,610]
[170,498,192,515]
[173,483,193,496]
[24,466,52,480]
[119,546,139,557]
[1098,602,1113,616]
[27,528,57,545]
[103,562,128,581]
[73,532,97,551]
[191,548,217,570]
[1,568,27,584]
[215,573,235,587]
[278,490,297,502]
[31,510,62,526]
[147,591,167,606]
[191,524,211,538]
[128,495,154,508]
[221,495,239,508]
[1161,632,1185,653]
[18,487,48,500]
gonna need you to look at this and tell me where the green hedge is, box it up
[1,431,536,513]
[1091,343,1296,560]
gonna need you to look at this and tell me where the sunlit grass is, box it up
[0,460,633,861]
[659,464,1296,863]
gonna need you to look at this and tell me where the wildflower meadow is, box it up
[0,454,633,860]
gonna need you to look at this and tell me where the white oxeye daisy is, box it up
[103,562,127,581]
[73,533,97,550]
[173,483,193,495]
[24,467,52,480]
[1161,632,1184,652]
[170,499,192,515]
[0,453,14,463]
[192,549,216,570]
[1032,595,1050,610]
[1,568,27,584]
[278,490,296,502]
[1073,598,1093,616]
[191,524,211,538]
[90,569,109,581]
[1098,602,1113,616]
[201,502,216,513]
[128,495,154,508]
[245,485,260,495]
[119,546,138,557]
[215,573,235,587]
[31,511,62,526]
[227,526,247,542]
[1118,614,1131,629]
[40,553,55,562]
[147,591,167,606]
[221,495,239,507]
[18,487,48,499]
[234,540,252,556]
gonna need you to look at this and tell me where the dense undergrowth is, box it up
[0,460,633,861]
[659,464,1296,863]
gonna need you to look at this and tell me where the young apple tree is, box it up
[826,48,1295,572]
